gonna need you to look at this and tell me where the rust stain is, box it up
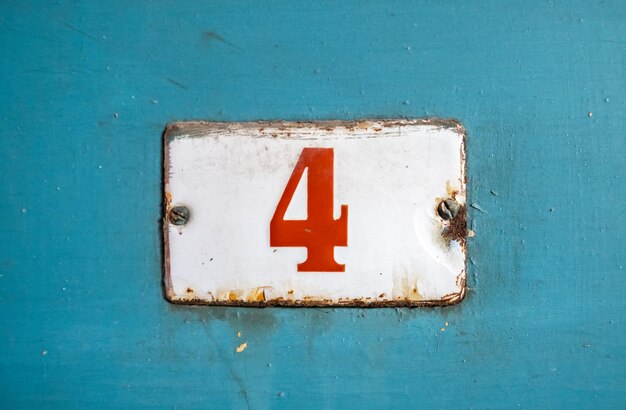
[164,118,464,141]
[235,342,247,353]
[167,294,465,308]
[445,181,459,198]
[407,287,423,301]
[247,287,266,302]
[441,204,468,246]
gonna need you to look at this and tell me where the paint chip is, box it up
[236,342,248,353]
[237,331,242,337]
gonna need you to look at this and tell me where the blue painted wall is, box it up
[1,1,624,408]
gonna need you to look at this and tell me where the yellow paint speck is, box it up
[445,322,449,326]
[235,342,248,353]
[440,328,446,332]
[237,331,242,338]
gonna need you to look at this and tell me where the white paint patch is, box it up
[164,120,466,306]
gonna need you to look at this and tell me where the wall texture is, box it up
[0,1,624,408]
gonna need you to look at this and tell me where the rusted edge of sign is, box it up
[162,119,468,308]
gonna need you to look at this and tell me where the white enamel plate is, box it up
[163,120,467,307]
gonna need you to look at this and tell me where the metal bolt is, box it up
[437,199,459,220]
[169,206,190,226]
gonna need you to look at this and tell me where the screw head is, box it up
[437,199,459,220]
[169,206,190,226]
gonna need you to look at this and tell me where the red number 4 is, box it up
[270,148,348,272]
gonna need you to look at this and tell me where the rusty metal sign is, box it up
[163,120,467,306]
